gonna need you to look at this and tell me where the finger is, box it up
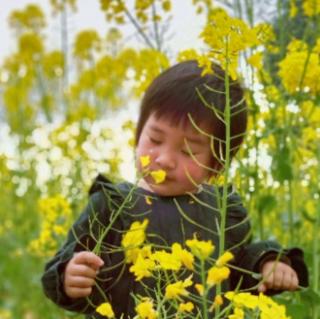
[67,276,95,288]
[280,270,293,290]
[272,269,285,290]
[262,269,275,290]
[73,252,104,270]
[69,264,98,278]
[288,272,299,291]
[65,286,92,299]
[258,283,267,293]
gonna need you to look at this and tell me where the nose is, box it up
[154,151,176,170]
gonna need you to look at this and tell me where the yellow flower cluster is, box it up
[100,0,171,25]
[185,236,214,260]
[178,301,194,313]
[226,292,290,319]
[302,0,320,16]
[9,4,46,32]
[19,33,44,61]
[130,49,170,96]
[42,50,64,79]
[165,275,193,299]
[127,242,194,281]
[135,298,158,319]
[200,8,260,79]
[73,30,101,60]
[28,195,72,257]
[122,219,149,263]
[192,0,214,15]
[100,0,126,24]
[50,0,77,13]
[117,222,289,317]
[278,39,320,95]
[206,251,233,287]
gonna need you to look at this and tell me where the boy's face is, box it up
[136,113,213,196]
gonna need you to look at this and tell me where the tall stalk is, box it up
[60,4,69,116]
[215,40,231,319]
[312,146,320,318]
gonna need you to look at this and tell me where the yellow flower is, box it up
[73,29,101,60]
[289,0,298,17]
[96,302,114,318]
[278,40,320,95]
[195,283,204,296]
[228,307,244,319]
[198,54,214,76]
[209,295,224,312]
[177,49,199,62]
[145,195,152,205]
[216,251,234,267]
[165,275,193,299]
[129,254,155,281]
[171,243,194,270]
[178,301,194,313]
[151,250,181,271]
[150,169,166,184]
[206,266,230,286]
[200,8,260,78]
[214,295,223,306]
[186,236,215,260]
[135,298,158,319]
[303,0,320,16]
[258,293,289,318]
[225,292,290,318]
[162,0,171,11]
[121,219,149,263]
[247,52,263,69]
[140,155,150,168]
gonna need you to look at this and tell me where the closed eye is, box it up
[182,149,198,156]
[149,136,161,144]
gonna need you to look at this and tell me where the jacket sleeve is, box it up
[41,179,122,314]
[231,241,309,293]
[225,190,309,293]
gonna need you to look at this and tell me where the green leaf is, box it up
[271,146,293,182]
[257,194,277,213]
[300,287,320,305]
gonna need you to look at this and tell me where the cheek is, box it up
[181,159,210,180]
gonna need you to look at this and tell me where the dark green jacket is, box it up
[41,175,308,318]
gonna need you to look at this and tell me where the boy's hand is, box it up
[64,251,104,299]
[258,260,299,293]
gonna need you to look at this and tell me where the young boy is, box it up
[42,60,308,318]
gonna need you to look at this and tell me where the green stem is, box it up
[151,2,162,52]
[200,259,209,319]
[92,184,137,254]
[216,39,232,318]
[287,179,294,246]
[120,1,155,49]
[312,146,320,318]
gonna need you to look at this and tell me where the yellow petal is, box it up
[150,169,166,184]
[140,155,150,168]
[145,195,152,205]
[96,302,114,318]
